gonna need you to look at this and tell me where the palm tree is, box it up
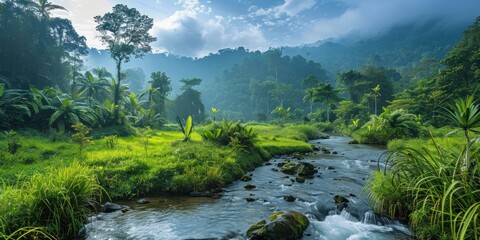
[78,71,110,107]
[303,88,316,114]
[27,0,67,20]
[92,67,113,80]
[444,96,480,172]
[315,83,340,122]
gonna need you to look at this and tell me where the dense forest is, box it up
[1,0,480,239]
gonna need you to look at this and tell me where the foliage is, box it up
[140,126,152,156]
[174,84,205,121]
[103,135,118,149]
[0,163,103,239]
[176,115,194,142]
[71,122,92,154]
[5,130,21,154]
[365,97,480,239]
[209,49,328,121]
[95,4,156,122]
[271,106,294,122]
[200,119,257,149]
[0,0,87,90]
[355,108,420,144]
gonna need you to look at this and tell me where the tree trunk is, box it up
[114,59,122,122]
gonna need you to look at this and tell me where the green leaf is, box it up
[185,115,193,137]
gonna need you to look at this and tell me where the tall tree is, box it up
[95,4,156,123]
[312,83,340,122]
[174,78,205,121]
[149,71,172,115]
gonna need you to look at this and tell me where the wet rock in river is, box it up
[241,175,252,181]
[137,198,150,204]
[319,134,330,139]
[247,211,309,240]
[295,176,305,183]
[334,195,350,211]
[348,139,359,144]
[244,184,256,190]
[283,195,296,202]
[245,197,257,202]
[311,145,320,151]
[102,202,127,213]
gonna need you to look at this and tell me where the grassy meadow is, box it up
[0,122,321,239]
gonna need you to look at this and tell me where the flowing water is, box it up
[85,136,413,240]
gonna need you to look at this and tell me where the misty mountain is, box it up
[283,20,465,76]
[84,20,465,101]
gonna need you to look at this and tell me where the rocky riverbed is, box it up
[85,136,412,240]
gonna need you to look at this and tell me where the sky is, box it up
[51,0,480,57]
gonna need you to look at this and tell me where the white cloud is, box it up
[304,0,480,43]
[153,10,267,57]
[50,0,114,49]
[253,0,317,18]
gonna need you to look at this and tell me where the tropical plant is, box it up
[47,96,95,133]
[27,0,67,20]
[77,71,110,107]
[177,115,194,142]
[71,122,92,154]
[443,96,480,172]
[140,126,152,156]
[211,107,220,121]
[103,135,118,149]
[356,108,420,144]
[271,106,293,122]
[200,119,257,149]
[0,86,37,129]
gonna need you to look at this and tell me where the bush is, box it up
[0,163,103,239]
[354,109,421,144]
[200,119,257,149]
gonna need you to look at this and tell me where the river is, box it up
[85,136,412,240]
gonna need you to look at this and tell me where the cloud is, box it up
[51,0,114,49]
[154,11,206,56]
[253,0,317,18]
[304,0,480,43]
[154,9,267,57]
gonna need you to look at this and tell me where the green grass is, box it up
[364,127,480,240]
[0,123,320,239]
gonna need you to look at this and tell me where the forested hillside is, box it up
[85,19,465,121]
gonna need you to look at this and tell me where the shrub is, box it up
[200,119,257,149]
[0,163,103,239]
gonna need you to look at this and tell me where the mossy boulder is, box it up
[280,161,298,175]
[247,211,309,240]
[296,162,315,177]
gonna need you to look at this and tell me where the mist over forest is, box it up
[85,19,466,121]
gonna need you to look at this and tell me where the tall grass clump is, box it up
[354,108,421,145]
[364,96,480,239]
[0,162,103,239]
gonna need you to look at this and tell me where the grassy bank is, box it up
[364,129,480,239]
[0,122,321,239]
